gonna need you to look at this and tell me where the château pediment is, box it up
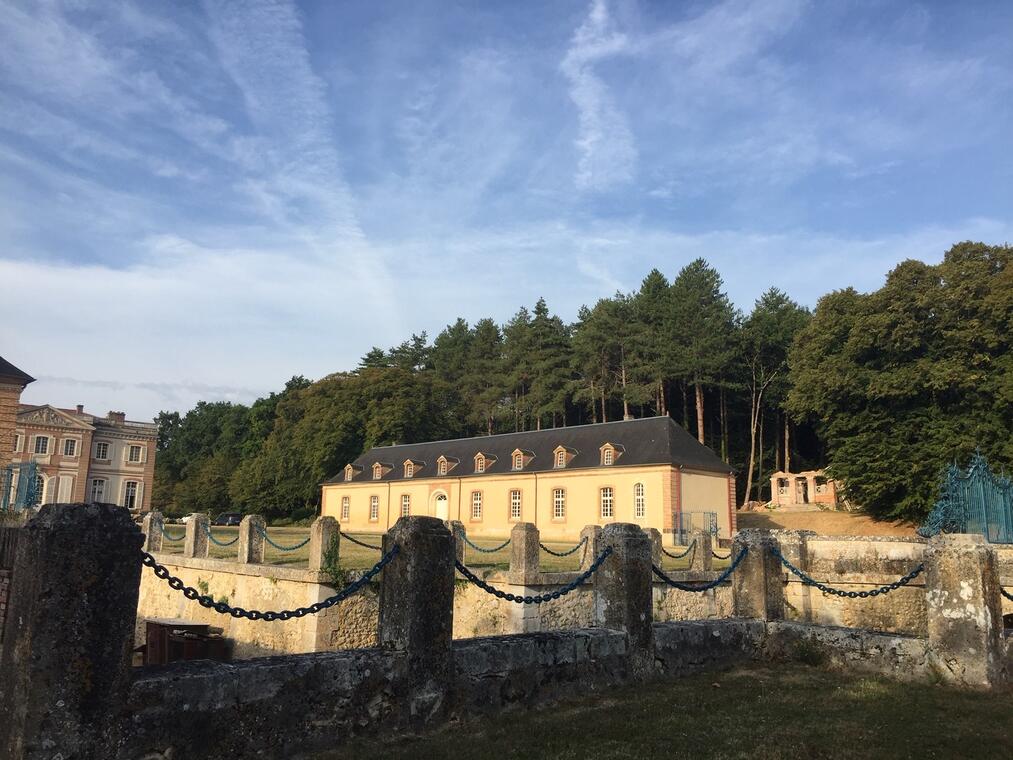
[17,405,94,430]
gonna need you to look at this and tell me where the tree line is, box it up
[153,242,1011,523]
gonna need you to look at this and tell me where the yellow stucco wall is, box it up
[322,464,732,541]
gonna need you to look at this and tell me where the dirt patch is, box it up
[737,511,917,537]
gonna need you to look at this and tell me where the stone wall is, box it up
[0,569,9,644]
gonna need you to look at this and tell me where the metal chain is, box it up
[460,533,512,553]
[204,524,239,547]
[456,546,613,604]
[771,546,924,599]
[712,550,731,560]
[539,536,587,557]
[652,546,749,592]
[1001,586,1013,603]
[661,540,695,560]
[158,523,186,542]
[140,546,398,620]
[339,530,382,550]
[255,525,311,552]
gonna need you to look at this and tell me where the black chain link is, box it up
[204,524,239,547]
[538,536,587,557]
[455,546,613,604]
[255,524,310,552]
[661,540,695,560]
[712,550,731,560]
[771,546,924,599]
[339,530,383,550]
[652,546,749,592]
[460,533,512,553]
[158,523,186,542]
[1001,586,1013,603]
[140,546,398,620]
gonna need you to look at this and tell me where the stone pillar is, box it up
[731,529,784,621]
[593,523,654,678]
[308,516,339,572]
[509,522,540,584]
[579,524,602,572]
[184,513,209,558]
[237,514,266,564]
[0,503,143,759]
[924,534,1005,688]
[773,530,815,622]
[646,528,662,566]
[141,510,163,553]
[447,520,465,564]
[379,516,455,726]
[689,529,713,572]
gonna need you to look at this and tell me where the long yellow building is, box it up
[321,416,736,543]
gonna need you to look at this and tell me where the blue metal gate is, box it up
[0,461,39,512]
[919,454,1013,543]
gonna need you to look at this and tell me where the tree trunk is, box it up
[720,386,728,463]
[601,385,607,423]
[744,392,759,503]
[620,350,630,420]
[681,382,689,428]
[694,380,705,445]
[756,410,764,502]
[784,415,791,473]
[590,379,598,424]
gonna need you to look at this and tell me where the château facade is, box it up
[12,404,157,511]
[321,416,736,543]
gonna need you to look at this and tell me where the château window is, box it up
[509,489,522,520]
[128,445,143,463]
[438,459,447,476]
[14,433,22,453]
[513,453,524,471]
[602,448,614,466]
[600,486,614,519]
[401,494,411,517]
[34,436,49,455]
[552,488,566,520]
[63,439,77,457]
[341,496,350,520]
[90,478,105,503]
[373,464,383,480]
[634,483,646,519]
[404,462,414,478]
[369,495,379,521]
[123,481,139,510]
[555,450,565,468]
[475,455,486,474]
[95,442,109,461]
[471,491,483,520]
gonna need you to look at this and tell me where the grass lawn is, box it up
[325,664,1013,760]
[737,511,917,537]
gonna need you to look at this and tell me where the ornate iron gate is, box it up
[0,461,39,512]
[919,453,1013,543]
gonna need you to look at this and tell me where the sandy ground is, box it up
[737,509,918,537]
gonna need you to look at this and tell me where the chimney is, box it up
[107,411,126,424]
[76,404,84,414]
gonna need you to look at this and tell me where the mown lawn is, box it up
[325,664,1013,760]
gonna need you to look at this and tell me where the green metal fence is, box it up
[919,453,1013,544]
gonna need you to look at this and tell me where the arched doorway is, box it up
[432,491,449,521]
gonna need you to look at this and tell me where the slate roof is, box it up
[326,416,732,484]
[0,356,34,386]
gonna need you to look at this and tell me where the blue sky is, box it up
[2,0,1011,419]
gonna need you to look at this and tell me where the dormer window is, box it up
[404,462,414,478]
[344,464,362,482]
[555,451,565,468]
[600,443,624,466]
[475,453,486,473]
[510,449,533,471]
[438,459,447,476]
[373,463,383,480]
[552,445,576,469]
[436,455,458,476]
[513,452,524,470]
[603,448,613,466]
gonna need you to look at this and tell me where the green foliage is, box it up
[787,242,1012,519]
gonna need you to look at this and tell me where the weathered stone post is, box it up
[509,522,540,584]
[379,516,455,726]
[646,528,662,566]
[183,512,209,558]
[142,509,163,552]
[689,529,713,572]
[579,524,602,572]
[308,516,339,572]
[594,523,654,678]
[731,529,784,621]
[237,514,266,564]
[447,520,465,563]
[924,534,1006,688]
[0,504,143,759]
[773,530,815,622]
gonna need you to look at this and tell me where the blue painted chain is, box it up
[339,530,383,550]
[771,546,924,599]
[204,524,239,547]
[1001,586,1013,603]
[159,523,186,542]
[255,525,311,551]
[539,536,587,557]
[140,546,398,620]
[460,532,512,553]
[456,546,613,604]
[712,550,731,560]
[652,546,749,592]
[661,540,695,560]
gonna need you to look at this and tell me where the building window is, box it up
[341,496,350,520]
[401,494,411,517]
[373,463,382,480]
[128,444,143,463]
[634,483,646,519]
[512,453,523,471]
[34,436,49,455]
[95,442,109,460]
[471,491,483,520]
[63,439,77,457]
[510,489,522,520]
[345,465,353,482]
[123,481,139,509]
[555,450,566,468]
[600,486,614,519]
[438,459,447,476]
[14,433,22,453]
[553,488,566,520]
[369,495,379,521]
[475,455,485,474]
[90,478,105,503]
[404,462,414,478]
[602,447,614,466]
[33,474,45,505]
